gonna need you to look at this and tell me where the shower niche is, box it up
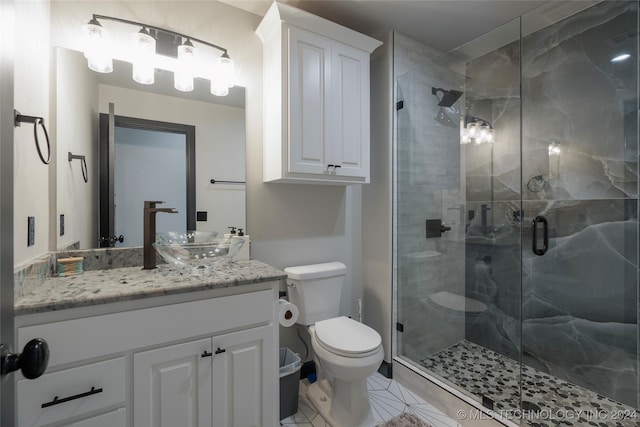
[394,1,639,424]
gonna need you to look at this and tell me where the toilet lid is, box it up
[314,316,381,356]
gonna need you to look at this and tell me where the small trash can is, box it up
[279,347,302,420]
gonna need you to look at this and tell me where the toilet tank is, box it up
[284,262,347,326]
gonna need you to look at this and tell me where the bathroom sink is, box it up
[153,231,244,270]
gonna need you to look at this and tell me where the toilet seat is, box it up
[314,316,382,358]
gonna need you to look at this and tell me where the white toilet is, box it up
[285,262,384,427]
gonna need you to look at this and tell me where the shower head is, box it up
[432,87,463,107]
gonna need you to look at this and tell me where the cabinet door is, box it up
[288,27,332,175]
[212,325,275,427]
[134,338,212,427]
[331,41,370,179]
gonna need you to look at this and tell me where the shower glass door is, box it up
[394,20,524,413]
[395,0,639,423]
[520,0,639,415]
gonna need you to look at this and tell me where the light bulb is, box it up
[175,40,196,92]
[82,18,113,73]
[132,28,156,85]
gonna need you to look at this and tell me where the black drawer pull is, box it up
[201,350,213,358]
[214,347,226,355]
[41,386,103,408]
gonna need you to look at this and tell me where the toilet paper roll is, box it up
[278,299,299,327]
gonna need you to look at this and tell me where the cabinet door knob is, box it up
[1,338,49,379]
[214,347,226,355]
[201,350,213,358]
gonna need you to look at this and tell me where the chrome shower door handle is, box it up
[532,216,548,256]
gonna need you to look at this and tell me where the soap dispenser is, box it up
[223,226,237,243]
[233,228,250,261]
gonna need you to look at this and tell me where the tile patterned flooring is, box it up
[280,372,460,427]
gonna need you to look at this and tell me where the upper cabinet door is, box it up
[256,1,382,185]
[288,27,332,176]
[331,41,370,179]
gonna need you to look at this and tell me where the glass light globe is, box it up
[132,29,156,85]
[82,19,113,73]
[175,41,196,92]
[211,79,229,97]
[215,53,235,90]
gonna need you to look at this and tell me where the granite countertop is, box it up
[15,260,287,316]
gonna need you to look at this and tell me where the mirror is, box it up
[55,47,246,250]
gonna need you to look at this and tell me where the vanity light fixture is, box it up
[460,115,495,145]
[82,14,235,96]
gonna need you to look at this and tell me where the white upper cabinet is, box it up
[256,2,382,184]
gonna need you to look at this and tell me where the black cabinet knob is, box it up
[1,338,49,379]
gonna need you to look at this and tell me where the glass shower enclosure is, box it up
[394,1,639,424]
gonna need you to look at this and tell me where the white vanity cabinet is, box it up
[134,325,272,427]
[256,2,382,185]
[15,285,279,427]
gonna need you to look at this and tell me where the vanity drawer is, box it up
[17,357,126,427]
[18,289,274,367]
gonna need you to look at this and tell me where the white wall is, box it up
[12,1,365,358]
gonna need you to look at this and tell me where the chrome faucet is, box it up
[143,201,178,270]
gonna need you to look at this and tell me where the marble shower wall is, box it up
[464,1,639,408]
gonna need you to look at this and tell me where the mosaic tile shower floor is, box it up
[421,340,639,427]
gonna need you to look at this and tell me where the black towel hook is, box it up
[68,152,88,183]
[14,110,51,165]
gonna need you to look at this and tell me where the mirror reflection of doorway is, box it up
[114,127,185,247]
[99,114,195,248]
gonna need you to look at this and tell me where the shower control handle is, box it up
[532,216,548,256]
[426,219,450,238]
